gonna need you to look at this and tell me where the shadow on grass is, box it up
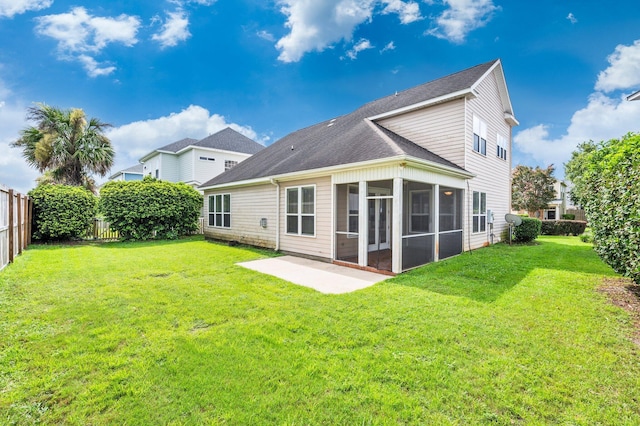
[389,237,617,303]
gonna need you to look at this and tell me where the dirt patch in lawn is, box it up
[598,277,640,346]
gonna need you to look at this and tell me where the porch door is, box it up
[368,188,391,251]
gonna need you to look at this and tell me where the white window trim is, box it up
[347,184,358,238]
[286,185,316,237]
[472,191,487,234]
[473,115,487,156]
[496,133,508,161]
[208,193,231,228]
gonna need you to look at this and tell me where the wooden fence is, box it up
[0,185,31,271]
[88,217,205,241]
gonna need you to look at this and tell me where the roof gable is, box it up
[193,127,264,155]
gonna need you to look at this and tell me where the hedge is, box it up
[29,184,97,241]
[513,217,541,243]
[540,220,587,236]
[99,178,203,240]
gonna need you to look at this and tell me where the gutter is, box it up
[270,178,280,251]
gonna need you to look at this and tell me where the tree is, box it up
[565,133,640,284]
[511,164,556,217]
[11,104,114,193]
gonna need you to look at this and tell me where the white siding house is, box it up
[201,60,518,274]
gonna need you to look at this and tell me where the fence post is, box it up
[8,189,14,263]
[27,197,33,245]
[17,193,23,256]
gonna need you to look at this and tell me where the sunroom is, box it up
[333,166,471,274]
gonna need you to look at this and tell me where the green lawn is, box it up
[1,236,638,424]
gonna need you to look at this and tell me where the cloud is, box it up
[514,40,640,173]
[381,41,395,52]
[275,0,422,63]
[566,12,577,24]
[427,0,498,43]
[257,30,276,42]
[382,0,422,24]
[35,7,141,77]
[0,0,52,18]
[152,10,191,48]
[345,38,374,59]
[595,40,640,93]
[105,105,262,178]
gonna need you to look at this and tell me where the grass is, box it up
[1,235,639,424]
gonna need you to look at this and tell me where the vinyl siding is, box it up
[377,99,466,168]
[160,154,180,182]
[464,69,513,249]
[279,176,332,260]
[203,184,277,248]
[193,149,251,187]
[178,150,195,183]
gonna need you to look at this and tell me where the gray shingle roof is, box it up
[201,60,498,188]
[108,163,143,179]
[157,138,199,153]
[194,127,264,154]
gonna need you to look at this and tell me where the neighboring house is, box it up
[107,164,144,182]
[138,128,264,189]
[627,90,640,101]
[200,59,518,274]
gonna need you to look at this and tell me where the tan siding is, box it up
[464,69,513,249]
[279,176,332,260]
[203,184,277,248]
[377,99,466,167]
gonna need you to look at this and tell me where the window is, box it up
[155,169,159,179]
[286,186,315,236]
[208,194,230,228]
[472,191,487,233]
[225,160,238,171]
[473,115,487,156]
[200,156,215,162]
[347,184,358,236]
[410,190,431,233]
[496,134,508,160]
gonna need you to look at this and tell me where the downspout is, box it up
[270,178,280,251]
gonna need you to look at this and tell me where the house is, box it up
[543,180,567,220]
[200,59,518,274]
[138,127,264,189]
[107,164,144,182]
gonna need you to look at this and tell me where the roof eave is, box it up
[627,90,640,101]
[367,88,476,121]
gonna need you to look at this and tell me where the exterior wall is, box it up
[193,149,250,186]
[142,154,161,179]
[178,150,195,183]
[377,99,466,168]
[279,176,332,260]
[464,69,514,250]
[203,183,277,248]
[160,154,180,182]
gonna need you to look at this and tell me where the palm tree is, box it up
[12,104,115,193]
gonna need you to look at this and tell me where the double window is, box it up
[286,186,315,236]
[472,191,487,233]
[224,160,238,171]
[497,134,508,160]
[208,194,230,228]
[473,115,487,156]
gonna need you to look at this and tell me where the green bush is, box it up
[513,217,541,243]
[29,184,97,241]
[99,177,203,240]
[561,214,575,220]
[540,220,587,236]
[580,227,594,243]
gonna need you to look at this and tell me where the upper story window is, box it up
[473,115,487,156]
[496,134,508,160]
[286,185,315,236]
[200,156,215,162]
[225,160,238,171]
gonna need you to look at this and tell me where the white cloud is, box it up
[0,0,52,18]
[566,12,577,24]
[381,41,395,52]
[152,10,191,48]
[427,0,498,43]
[345,38,374,59]
[257,30,276,42]
[105,105,262,178]
[595,40,640,93]
[35,7,141,77]
[515,40,640,172]
[382,0,422,24]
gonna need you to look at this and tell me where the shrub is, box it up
[29,184,97,241]
[561,214,575,220]
[580,227,594,243]
[513,217,541,243]
[99,177,203,240]
[540,220,587,236]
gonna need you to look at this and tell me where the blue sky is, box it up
[1,0,639,194]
